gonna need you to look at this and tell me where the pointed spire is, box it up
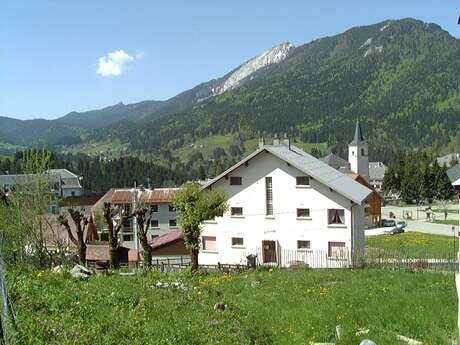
[349,119,365,145]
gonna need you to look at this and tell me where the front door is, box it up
[262,240,277,263]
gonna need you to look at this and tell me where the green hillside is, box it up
[123,18,460,161]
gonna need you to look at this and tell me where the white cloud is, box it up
[96,50,136,77]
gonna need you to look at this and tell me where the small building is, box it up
[0,168,83,213]
[59,194,103,216]
[368,162,386,191]
[86,244,138,267]
[437,153,460,168]
[345,173,382,227]
[148,229,190,264]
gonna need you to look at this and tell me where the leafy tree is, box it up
[212,147,226,160]
[172,183,228,271]
[57,209,88,265]
[437,164,455,201]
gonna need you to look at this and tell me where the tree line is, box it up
[382,152,455,204]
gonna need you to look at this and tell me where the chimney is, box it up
[258,137,265,149]
[283,133,290,149]
[273,134,280,146]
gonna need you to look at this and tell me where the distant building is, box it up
[0,168,83,213]
[437,153,460,167]
[319,153,350,172]
[345,172,382,227]
[368,162,386,191]
[92,187,180,249]
[59,194,103,216]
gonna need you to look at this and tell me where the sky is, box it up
[2,1,460,120]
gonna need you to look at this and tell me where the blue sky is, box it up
[2,1,459,120]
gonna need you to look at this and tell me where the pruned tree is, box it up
[57,209,88,265]
[131,206,154,267]
[102,202,130,268]
[172,183,227,271]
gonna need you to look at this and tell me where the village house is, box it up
[0,168,84,213]
[92,187,179,249]
[368,162,386,191]
[199,136,372,268]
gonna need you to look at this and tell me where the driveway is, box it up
[405,220,457,237]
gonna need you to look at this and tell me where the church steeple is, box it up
[349,119,365,146]
[348,119,369,181]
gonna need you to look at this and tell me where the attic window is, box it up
[296,176,310,186]
[230,176,242,185]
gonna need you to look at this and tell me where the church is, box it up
[320,120,382,227]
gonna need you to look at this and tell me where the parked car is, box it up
[396,221,407,229]
[381,219,396,227]
[389,226,405,235]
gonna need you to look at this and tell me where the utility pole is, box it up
[131,182,139,252]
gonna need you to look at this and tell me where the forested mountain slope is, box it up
[124,18,460,161]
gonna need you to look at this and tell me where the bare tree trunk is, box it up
[139,238,151,267]
[109,246,119,269]
[190,248,199,271]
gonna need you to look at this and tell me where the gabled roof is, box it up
[148,229,183,250]
[204,144,372,205]
[349,119,365,146]
[447,163,460,186]
[320,152,350,170]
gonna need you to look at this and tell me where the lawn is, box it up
[366,232,456,257]
[434,219,459,226]
[9,268,456,345]
[175,135,328,162]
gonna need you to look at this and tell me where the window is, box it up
[297,208,310,218]
[151,234,159,240]
[230,176,242,185]
[296,176,310,186]
[231,207,243,216]
[231,237,244,247]
[361,148,365,156]
[150,219,159,228]
[328,242,346,257]
[297,240,310,250]
[328,209,345,225]
[202,236,216,251]
[265,177,273,215]
[122,234,133,241]
[169,219,177,227]
[152,204,158,212]
[71,191,75,196]
[169,205,175,212]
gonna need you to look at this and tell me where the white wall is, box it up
[348,144,369,181]
[200,151,363,267]
[147,203,178,240]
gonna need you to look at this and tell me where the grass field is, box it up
[434,219,459,226]
[175,135,329,161]
[9,268,456,345]
[366,232,456,257]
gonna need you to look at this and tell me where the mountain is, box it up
[120,18,460,161]
[3,18,460,162]
[0,42,294,147]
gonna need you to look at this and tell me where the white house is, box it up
[199,137,372,268]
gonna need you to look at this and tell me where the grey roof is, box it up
[0,169,82,189]
[204,144,372,205]
[320,153,350,171]
[437,153,460,167]
[368,162,386,181]
[349,119,365,146]
[447,163,460,186]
